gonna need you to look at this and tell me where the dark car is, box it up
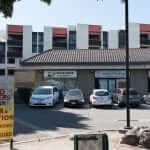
[112,88,142,107]
[64,89,85,106]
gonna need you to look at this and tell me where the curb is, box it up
[0,134,69,147]
[0,129,128,147]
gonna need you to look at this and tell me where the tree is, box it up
[0,0,51,18]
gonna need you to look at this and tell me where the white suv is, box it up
[29,86,59,107]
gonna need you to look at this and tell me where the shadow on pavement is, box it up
[14,104,89,138]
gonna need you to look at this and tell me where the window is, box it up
[53,87,58,92]
[0,57,5,64]
[0,70,5,76]
[0,42,5,57]
[8,70,14,75]
[103,31,108,48]
[119,30,126,48]
[8,58,15,64]
[32,32,38,53]
[69,31,76,49]
[32,32,43,53]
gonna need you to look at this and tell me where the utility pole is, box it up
[124,0,131,129]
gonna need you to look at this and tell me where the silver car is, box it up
[64,89,85,106]
[143,93,150,105]
[112,88,142,107]
[29,86,59,107]
[90,89,113,107]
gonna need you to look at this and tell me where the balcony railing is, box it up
[140,39,150,45]
[53,41,67,48]
[7,48,22,57]
[7,39,22,46]
[89,40,101,46]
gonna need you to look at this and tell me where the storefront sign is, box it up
[44,71,77,78]
[0,88,14,140]
[95,70,126,78]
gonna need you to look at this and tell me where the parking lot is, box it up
[13,102,150,142]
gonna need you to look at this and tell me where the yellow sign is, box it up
[0,89,14,140]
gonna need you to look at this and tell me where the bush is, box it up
[16,87,33,104]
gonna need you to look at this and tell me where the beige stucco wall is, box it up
[77,70,94,98]
[130,70,148,93]
[15,70,36,88]
[15,70,44,89]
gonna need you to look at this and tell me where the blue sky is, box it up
[0,0,150,31]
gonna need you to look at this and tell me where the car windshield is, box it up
[32,88,52,95]
[68,90,82,96]
[95,91,109,96]
[123,89,138,95]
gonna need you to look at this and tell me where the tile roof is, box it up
[22,48,150,66]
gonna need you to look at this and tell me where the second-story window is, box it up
[8,58,15,64]
[32,32,38,53]
[103,31,108,49]
[69,31,76,49]
[119,30,126,49]
[32,32,43,53]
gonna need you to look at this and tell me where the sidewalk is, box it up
[0,131,147,150]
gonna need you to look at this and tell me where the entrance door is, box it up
[109,80,116,92]
[98,79,116,92]
[98,79,107,89]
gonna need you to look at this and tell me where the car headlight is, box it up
[80,99,85,102]
[64,98,69,102]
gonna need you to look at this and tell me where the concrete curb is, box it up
[0,134,69,147]
[0,129,128,147]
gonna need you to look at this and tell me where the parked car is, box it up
[112,88,142,107]
[64,89,85,106]
[29,86,59,107]
[143,93,150,105]
[90,89,113,107]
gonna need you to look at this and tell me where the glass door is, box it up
[98,79,108,89]
[108,79,116,92]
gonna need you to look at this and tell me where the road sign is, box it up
[0,88,14,140]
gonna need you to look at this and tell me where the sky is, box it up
[0,0,150,32]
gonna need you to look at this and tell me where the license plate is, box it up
[71,102,76,105]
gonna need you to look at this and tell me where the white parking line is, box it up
[15,117,44,131]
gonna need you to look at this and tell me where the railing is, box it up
[140,39,150,45]
[7,40,22,46]
[89,40,101,46]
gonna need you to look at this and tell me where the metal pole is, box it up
[10,139,13,150]
[125,0,131,129]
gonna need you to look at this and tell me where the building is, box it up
[1,23,150,89]
[15,48,150,98]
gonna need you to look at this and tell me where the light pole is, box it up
[124,0,131,129]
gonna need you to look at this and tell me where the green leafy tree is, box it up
[0,0,51,18]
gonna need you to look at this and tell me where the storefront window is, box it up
[98,79,116,92]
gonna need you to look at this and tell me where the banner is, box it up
[0,88,14,140]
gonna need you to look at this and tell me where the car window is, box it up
[53,87,58,92]
[117,89,121,94]
[95,91,109,96]
[130,90,138,95]
[123,89,138,95]
[32,88,52,95]
[68,90,82,96]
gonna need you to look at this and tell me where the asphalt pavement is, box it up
[12,102,150,142]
